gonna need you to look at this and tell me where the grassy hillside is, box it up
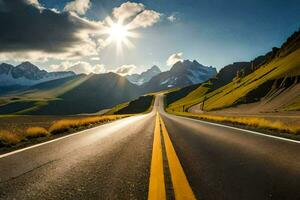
[204,49,300,111]
[0,73,142,115]
[104,102,129,115]
[167,29,300,112]
[0,75,88,114]
[167,84,209,112]
[107,95,154,115]
[165,83,201,106]
[285,96,300,111]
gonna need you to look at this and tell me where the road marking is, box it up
[148,113,166,200]
[0,115,147,159]
[170,114,300,144]
[160,115,196,200]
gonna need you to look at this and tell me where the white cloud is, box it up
[166,53,183,66]
[112,1,161,29]
[113,2,144,21]
[50,8,60,13]
[49,61,106,74]
[167,14,176,22]
[64,0,91,15]
[129,10,161,29]
[114,64,137,76]
[90,57,100,61]
[25,0,44,10]
[0,1,161,64]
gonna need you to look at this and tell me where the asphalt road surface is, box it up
[0,95,300,200]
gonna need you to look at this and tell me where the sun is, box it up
[108,23,129,42]
[100,17,139,53]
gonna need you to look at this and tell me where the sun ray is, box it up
[126,31,140,38]
[123,38,135,49]
[99,19,138,52]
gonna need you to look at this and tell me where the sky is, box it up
[0,0,299,75]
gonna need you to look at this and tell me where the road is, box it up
[0,95,300,199]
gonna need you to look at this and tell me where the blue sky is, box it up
[1,0,299,74]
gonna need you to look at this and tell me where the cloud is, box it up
[113,1,144,21]
[112,1,161,29]
[90,57,100,61]
[166,53,183,66]
[114,64,136,76]
[64,0,91,15]
[167,14,176,22]
[129,10,161,29]
[0,0,161,63]
[49,61,106,74]
[0,0,101,61]
[25,0,44,10]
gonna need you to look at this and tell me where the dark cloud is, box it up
[0,0,97,53]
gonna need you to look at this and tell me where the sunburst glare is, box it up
[100,17,139,53]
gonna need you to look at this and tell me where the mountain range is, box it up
[0,62,75,87]
[0,59,217,115]
[126,65,161,85]
[142,60,217,92]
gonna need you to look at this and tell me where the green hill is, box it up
[167,28,300,113]
[107,95,154,115]
[0,73,142,115]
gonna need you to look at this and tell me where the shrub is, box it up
[25,127,49,139]
[0,131,22,146]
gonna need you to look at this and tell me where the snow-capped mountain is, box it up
[126,65,161,85]
[142,60,217,92]
[0,62,75,86]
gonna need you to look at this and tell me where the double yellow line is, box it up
[148,113,196,200]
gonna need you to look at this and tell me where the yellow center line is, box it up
[148,112,166,200]
[160,115,197,200]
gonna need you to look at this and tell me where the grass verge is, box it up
[0,131,22,146]
[0,115,128,147]
[25,127,49,139]
[168,110,300,135]
[49,115,127,134]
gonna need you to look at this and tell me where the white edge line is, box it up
[167,113,300,144]
[0,115,146,159]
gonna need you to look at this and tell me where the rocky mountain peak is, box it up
[126,65,162,85]
[0,61,75,86]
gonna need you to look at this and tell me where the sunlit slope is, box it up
[285,96,300,111]
[105,102,129,115]
[205,49,300,110]
[167,84,209,112]
[168,48,300,112]
[0,75,89,114]
[106,95,154,115]
[29,73,142,115]
[0,73,142,115]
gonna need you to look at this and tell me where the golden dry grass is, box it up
[49,115,128,134]
[171,111,300,134]
[25,127,49,138]
[0,114,128,146]
[0,130,22,145]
